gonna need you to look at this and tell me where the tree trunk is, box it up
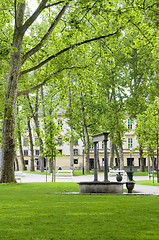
[85,127,90,172]
[110,137,115,169]
[114,145,120,168]
[16,103,25,171]
[119,145,124,170]
[139,146,145,172]
[17,121,25,171]
[15,151,19,171]
[27,92,44,172]
[68,87,74,169]
[80,92,90,173]
[27,118,34,171]
[70,131,74,169]
[0,3,25,183]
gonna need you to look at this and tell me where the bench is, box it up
[55,170,73,180]
[108,169,127,178]
[15,171,23,182]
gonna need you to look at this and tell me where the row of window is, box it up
[23,137,79,147]
[90,138,133,149]
[115,158,147,167]
[24,159,79,166]
[24,149,79,156]
[23,119,133,147]
[24,150,40,156]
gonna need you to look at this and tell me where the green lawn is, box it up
[24,170,156,177]
[136,180,159,186]
[133,172,157,176]
[0,183,159,240]
[133,172,148,176]
[24,170,94,176]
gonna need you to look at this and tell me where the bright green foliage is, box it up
[43,115,61,158]
[0,0,159,181]
[135,97,159,151]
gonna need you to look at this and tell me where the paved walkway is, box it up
[20,172,159,195]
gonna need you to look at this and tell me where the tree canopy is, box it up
[0,0,158,182]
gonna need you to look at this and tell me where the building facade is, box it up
[16,117,151,172]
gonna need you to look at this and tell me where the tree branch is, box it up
[20,29,120,76]
[14,0,17,25]
[130,20,154,46]
[21,1,69,65]
[44,1,65,9]
[21,0,49,35]
[18,66,88,96]
[26,95,35,118]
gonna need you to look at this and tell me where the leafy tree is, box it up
[1,0,158,182]
[135,97,159,182]
[1,0,123,182]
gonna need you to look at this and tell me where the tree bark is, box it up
[17,121,25,171]
[0,2,25,183]
[80,92,90,173]
[114,145,120,168]
[139,146,145,172]
[110,137,115,169]
[15,156,19,171]
[119,145,124,170]
[27,92,44,172]
[27,118,34,171]
[68,87,74,169]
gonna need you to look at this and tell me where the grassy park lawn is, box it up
[0,183,159,240]
[136,180,159,186]
[24,170,94,176]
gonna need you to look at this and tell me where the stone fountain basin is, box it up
[78,181,124,194]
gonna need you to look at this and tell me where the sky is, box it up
[28,0,37,13]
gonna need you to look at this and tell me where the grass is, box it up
[24,170,94,176]
[73,170,94,176]
[133,172,157,176]
[136,180,159,186]
[133,172,148,176]
[24,170,51,175]
[24,170,157,177]
[0,183,159,239]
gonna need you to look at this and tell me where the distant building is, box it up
[16,117,151,171]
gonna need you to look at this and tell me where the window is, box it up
[128,119,132,129]
[74,159,78,164]
[58,138,62,145]
[24,150,28,156]
[74,139,78,145]
[128,138,133,149]
[73,149,78,155]
[89,143,93,149]
[102,141,104,149]
[59,150,62,155]
[115,158,118,167]
[58,120,63,130]
[127,158,134,166]
[35,150,39,156]
[35,138,39,146]
[23,138,29,146]
[24,160,28,165]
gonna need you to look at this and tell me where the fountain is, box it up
[78,132,124,194]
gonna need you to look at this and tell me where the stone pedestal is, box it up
[78,182,124,194]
